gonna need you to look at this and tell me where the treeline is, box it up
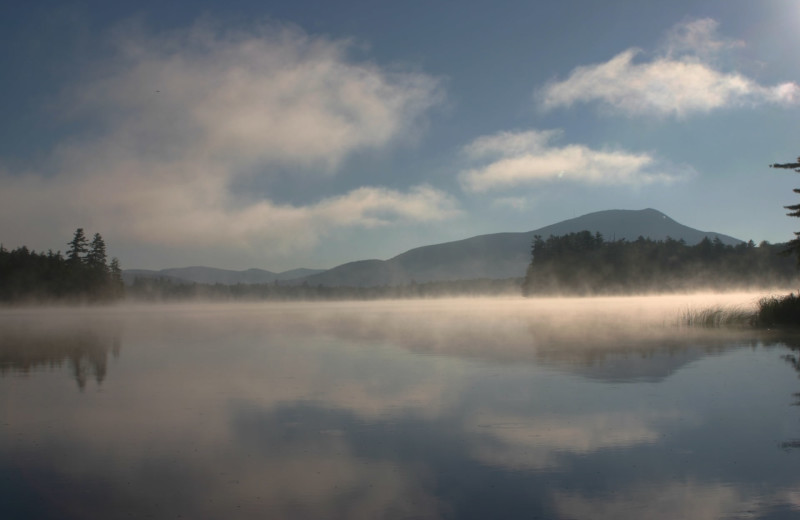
[523,231,798,295]
[127,276,523,301]
[0,229,124,303]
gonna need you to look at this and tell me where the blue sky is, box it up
[2,0,799,270]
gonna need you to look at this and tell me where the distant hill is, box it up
[123,266,324,285]
[124,209,744,288]
[299,208,743,287]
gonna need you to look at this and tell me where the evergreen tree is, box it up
[0,230,124,303]
[85,233,110,299]
[86,233,107,270]
[522,231,796,295]
[771,157,800,264]
[109,257,125,299]
[66,228,89,263]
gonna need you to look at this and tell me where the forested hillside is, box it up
[523,231,796,295]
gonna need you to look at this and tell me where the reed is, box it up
[681,305,756,328]
[682,293,800,328]
[755,293,800,328]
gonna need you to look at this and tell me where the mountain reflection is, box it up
[3,299,800,519]
[0,317,121,389]
[267,298,765,382]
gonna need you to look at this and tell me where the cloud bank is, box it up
[0,20,453,261]
[538,18,799,117]
[459,129,688,192]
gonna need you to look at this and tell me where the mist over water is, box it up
[2,294,800,519]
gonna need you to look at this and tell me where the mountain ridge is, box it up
[299,208,743,287]
[124,209,744,287]
[122,266,325,286]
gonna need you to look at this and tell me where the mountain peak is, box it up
[126,209,744,288]
[301,209,743,287]
[542,208,737,244]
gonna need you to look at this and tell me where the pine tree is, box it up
[84,233,109,299]
[87,233,108,271]
[66,228,89,263]
[770,157,800,265]
[109,257,124,299]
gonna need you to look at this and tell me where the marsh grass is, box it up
[682,293,800,328]
[681,305,756,328]
[755,293,800,328]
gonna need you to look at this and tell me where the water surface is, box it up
[2,296,799,519]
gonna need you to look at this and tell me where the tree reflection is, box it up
[783,352,800,407]
[767,336,800,449]
[0,322,121,390]
[774,335,800,402]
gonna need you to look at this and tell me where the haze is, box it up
[4,291,771,354]
[1,1,799,271]
[3,292,800,519]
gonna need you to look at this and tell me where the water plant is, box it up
[755,293,800,328]
[681,305,756,328]
[683,293,800,329]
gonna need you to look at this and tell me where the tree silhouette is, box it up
[0,229,124,303]
[522,231,794,295]
[771,157,800,265]
[87,233,107,270]
[66,228,89,264]
[109,257,125,299]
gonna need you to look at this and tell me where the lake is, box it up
[2,295,800,519]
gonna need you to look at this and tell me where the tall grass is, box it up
[755,293,800,328]
[681,306,756,328]
[682,293,800,328]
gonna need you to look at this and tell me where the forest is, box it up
[0,229,124,303]
[522,231,797,296]
[126,276,522,301]
[3,229,799,303]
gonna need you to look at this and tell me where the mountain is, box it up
[124,208,744,288]
[299,208,743,287]
[123,266,324,285]
[122,269,190,285]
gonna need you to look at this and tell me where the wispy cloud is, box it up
[0,20,453,260]
[0,159,459,257]
[490,196,530,211]
[459,129,688,192]
[538,18,799,117]
[662,18,744,61]
[69,20,444,171]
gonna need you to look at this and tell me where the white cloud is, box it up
[459,129,687,192]
[0,161,459,256]
[538,18,799,117]
[464,129,561,159]
[0,20,453,261]
[663,18,744,61]
[71,20,443,171]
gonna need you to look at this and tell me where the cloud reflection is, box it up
[2,296,799,519]
[552,480,798,520]
[467,411,673,471]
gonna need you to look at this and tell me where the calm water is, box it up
[2,296,800,519]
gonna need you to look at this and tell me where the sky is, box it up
[1,0,800,271]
